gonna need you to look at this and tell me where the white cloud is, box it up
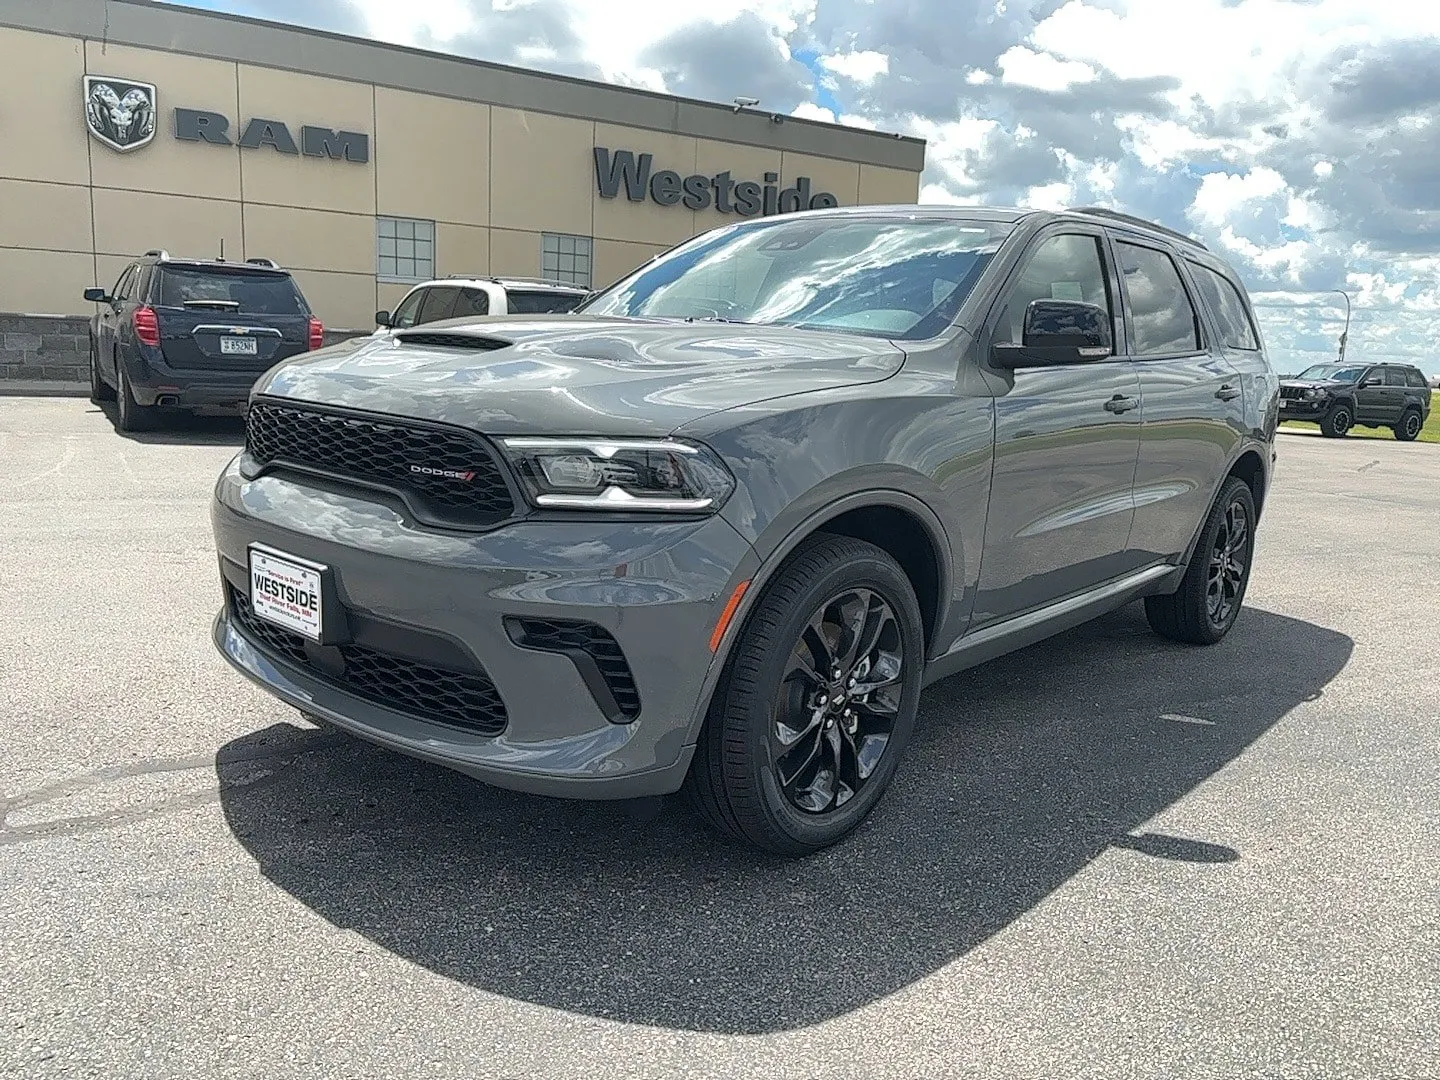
[1190,167,1289,227]
[994,45,1095,93]
[791,101,838,123]
[819,49,889,84]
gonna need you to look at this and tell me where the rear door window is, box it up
[506,290,584,315]
[450,288,490,318]
[1188,263,1259,350]
[1115,241,1202,356]
[416,286,459,324]
[158,268,309,314]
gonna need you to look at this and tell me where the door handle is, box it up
[1215,384,1241,401]
[1104,394,1139,414]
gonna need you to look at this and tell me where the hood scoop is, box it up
[393,330,512,351]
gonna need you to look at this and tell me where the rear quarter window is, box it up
[158,268,310,315]
[506,290,585,315]
[1406,368,1428,388]
[1188,262,1260,350]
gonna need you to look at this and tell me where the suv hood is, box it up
[254,316,905,436]
[1280,378,1349,389]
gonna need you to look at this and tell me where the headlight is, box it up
[499,437,735,512]
[1303,387,1329,400]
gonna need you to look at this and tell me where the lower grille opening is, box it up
[230,589,507,735]
[506,617,640,722]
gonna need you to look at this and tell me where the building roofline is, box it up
[0,0,926,172]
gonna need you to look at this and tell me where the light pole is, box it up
[1333,289,1351,363]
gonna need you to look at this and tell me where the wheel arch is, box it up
[1172,443,1270,581]
[685,490,953,746]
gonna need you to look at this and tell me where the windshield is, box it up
[507,290,585,315]
[158,268,310,315]
[581,216,1012,340]
[1296,363,1366,381]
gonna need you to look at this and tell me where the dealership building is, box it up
[0,0,925,381]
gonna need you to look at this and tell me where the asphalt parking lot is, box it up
[2,396,1437,1079]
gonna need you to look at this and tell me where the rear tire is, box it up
[1394,408,1423,442]
[88,337,115,403]
[1319,403,1352,438]
[1145,477,1256,645]
[683,535,924,856]
[114,356,158,433]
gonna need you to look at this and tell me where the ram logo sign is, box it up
[84,76,158,153]
[79,74,369,163]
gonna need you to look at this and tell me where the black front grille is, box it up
[507,617,640,721]
[231,590,507,735]
[1280,386,1305,400]
[245,401,515,528]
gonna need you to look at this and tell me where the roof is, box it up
[4,0,926,172]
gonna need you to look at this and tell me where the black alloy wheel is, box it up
[1205,497,1250,630]
[684,534,924,856]
[1145,476,1257,645]
[772,588,904,814]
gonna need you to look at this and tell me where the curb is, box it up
[0,380,90,397]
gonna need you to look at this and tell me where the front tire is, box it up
[1146,477,1256,645]
[684,535,924,856]
[1320,403,1352,438]
[89,336,115,403]
[1394,408,1423,442]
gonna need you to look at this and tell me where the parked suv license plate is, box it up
[221,335,258,355]
[249,546,325,641]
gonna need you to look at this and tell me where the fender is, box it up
[1168,436,1273,591]
[680,487,955,746]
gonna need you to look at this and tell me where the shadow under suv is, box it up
[209,204,1278,856]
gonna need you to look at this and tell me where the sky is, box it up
[169,0,1440,375]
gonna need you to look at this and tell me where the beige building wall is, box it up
[0,25,922,327]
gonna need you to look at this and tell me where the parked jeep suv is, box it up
[85,250,323,432]
[372,276,589,337]
[1279,361,1431,440]
[210,205,1277,855]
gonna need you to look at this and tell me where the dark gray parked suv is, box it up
[210,205,1278,855]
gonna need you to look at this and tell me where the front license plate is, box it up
[220,335,258,355]
[249,546,325,641]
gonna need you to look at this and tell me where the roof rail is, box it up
[491,275,588,289]
[1065,207,1209,251]
[245,257,281,269]
[144,248,170,261]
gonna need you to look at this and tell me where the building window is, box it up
[378,217,435,282]
[542,233,593,287]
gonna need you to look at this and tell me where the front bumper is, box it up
[209,456,757,799]
[1277,397,1327,419]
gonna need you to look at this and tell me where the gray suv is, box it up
[210,205,1278,856]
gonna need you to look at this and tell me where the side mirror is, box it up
[1362,376,1382,388]
[374,310,392,328]
[990,299,1113,369]
[83,287,110,303]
